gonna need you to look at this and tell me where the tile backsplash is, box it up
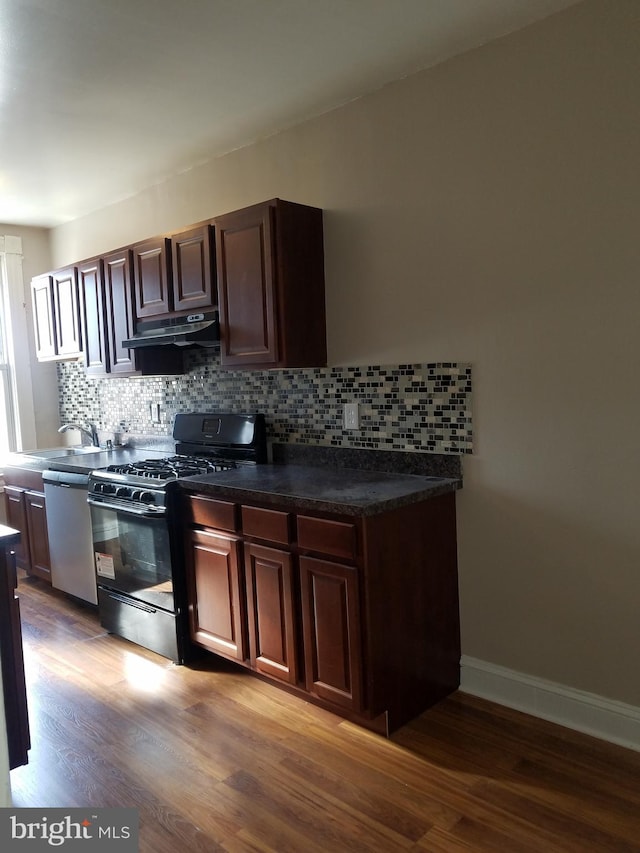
[57,350,472,454]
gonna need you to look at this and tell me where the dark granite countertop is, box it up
[178,463,461,516]
[2,443,462,515]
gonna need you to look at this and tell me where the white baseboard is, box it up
[460,655,640,753]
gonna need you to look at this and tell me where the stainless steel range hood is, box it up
[122,311,220,348]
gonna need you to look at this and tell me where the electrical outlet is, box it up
[150,402,161,423]
[344,402,360,430]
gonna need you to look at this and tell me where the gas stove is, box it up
[88,412,266,515]
[88,459,239,515]
[87,412,266,664]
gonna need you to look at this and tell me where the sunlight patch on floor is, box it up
[123,651,169,693]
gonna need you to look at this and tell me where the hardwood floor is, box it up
[10,574,640,852]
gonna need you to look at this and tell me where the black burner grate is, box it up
[105,455,237,480]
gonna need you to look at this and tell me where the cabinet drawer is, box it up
[297,516,358,562]
[242,505,291,545]
[3,467,45,492]
[184,495,237,532]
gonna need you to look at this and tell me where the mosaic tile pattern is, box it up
[57,350,473,454]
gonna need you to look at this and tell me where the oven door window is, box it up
[90,504,174,611]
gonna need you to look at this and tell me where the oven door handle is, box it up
[103,591,157,614]
[87,497,165,518]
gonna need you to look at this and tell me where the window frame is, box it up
[0,247,18,454]
[0,235,38,459]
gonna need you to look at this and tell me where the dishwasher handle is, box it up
[42,470,90,488]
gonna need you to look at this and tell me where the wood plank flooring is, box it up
[10,573,640,852]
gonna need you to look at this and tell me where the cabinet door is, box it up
[3,487,31,572]
[299,555,363,712]
[103,250,138,376]
[133,238,172,318]
[216,203,279,367]
[185,528,246,661]
[31,274,56,360]
[244,542,298,684]
[0,541,30,769]
[172,224,215,312]
[52,268,82,356]
[78,258,108,376]
[24,490,51,583]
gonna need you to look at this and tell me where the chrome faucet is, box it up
[58,422,100,448]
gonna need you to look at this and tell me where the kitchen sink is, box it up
[24,446,102,459]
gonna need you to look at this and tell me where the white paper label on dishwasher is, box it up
[95,552,115,579]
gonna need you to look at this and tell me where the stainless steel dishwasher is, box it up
[42,470,98,605]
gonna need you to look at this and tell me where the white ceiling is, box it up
[0,0,581,228]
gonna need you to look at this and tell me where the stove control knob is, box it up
[99,483,116,495]
[115,486,130,498]
[139,491,155,504]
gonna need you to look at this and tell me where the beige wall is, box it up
[50,1,640,706]
[0,224,59,449]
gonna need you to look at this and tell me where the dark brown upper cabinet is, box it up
[80,250,183,378]
[31,268,82,361]
[171,224,215,313]
[102,250,138,376]
[133,224,216,321]
[80,252,139,377]
[32,198,323,370]
[31,274,56,360]
[33,249,182,377]
[78,258,108,376]
[52,268,83,357]
[215,199,326,369]
[133,237,173,319]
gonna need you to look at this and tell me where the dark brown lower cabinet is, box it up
[0,526,30,769]
[181,490,460,734]
[185,528,245,661]
[299,555,362,712]
[3,469,51,583]
[24,490,51,582]
[3,486,31,572]
[244,542,298,684]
